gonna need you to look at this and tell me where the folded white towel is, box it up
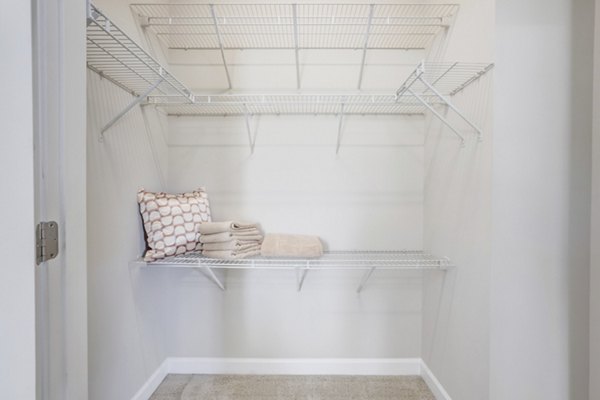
[200,231,263,244]
[202,241,261,251]
[199,221,260,235]
[260,233,323,258]
[202,247,261,260]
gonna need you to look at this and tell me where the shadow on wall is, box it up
[87,70,173,400]
[421,72,493,400]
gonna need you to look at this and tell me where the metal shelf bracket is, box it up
[357,266,376,294]
[297,261,310,291]
[336,103,345,154]
[397,61,493,144]
[100,77,164,137]
[244,104,258,154]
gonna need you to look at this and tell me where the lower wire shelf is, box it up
[135,250,453,293]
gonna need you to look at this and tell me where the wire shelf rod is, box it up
[357,4,375,90]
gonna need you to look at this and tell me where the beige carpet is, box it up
[149,374,436,400]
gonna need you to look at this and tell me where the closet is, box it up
[85,1,493,399]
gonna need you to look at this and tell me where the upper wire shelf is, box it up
[136,250,453,293]
[130,3,459,50]
[87,3,194,134]
[86,3,491,147]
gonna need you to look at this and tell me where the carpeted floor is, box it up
[149,374,436,400]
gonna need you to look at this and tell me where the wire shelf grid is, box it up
[87,4,193,101]
[140,250,453,270]
[130,3,459,50]
[146,93,440,116]
[397,62,494,97]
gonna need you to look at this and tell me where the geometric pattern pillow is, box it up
[137,187,212,262]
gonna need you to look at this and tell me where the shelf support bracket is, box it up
[297,262,310,292]
[356,266,376,294]
[357,4,375,90]
[292,4,301,89]
[210,5,232,90]
[199,266,225,291]
[417,76,483,140]
[336,103,345,154]
[244,105,257,154]
[405,88,465,146]
[100,77,164,138]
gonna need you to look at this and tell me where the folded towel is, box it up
[202,241,261,251]
[202,247,261,260]
[260,233,323,258]
[199,221,259,235]
[200,231,263,244]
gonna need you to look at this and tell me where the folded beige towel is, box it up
[202,241,260,251]
[260,233,323,258]
[199,221,259,235]
[202,247,261,260]
[200,231,263,244]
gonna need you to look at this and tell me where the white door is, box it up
[0,1,37,398]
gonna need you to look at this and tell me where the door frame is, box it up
[31,0,88,398]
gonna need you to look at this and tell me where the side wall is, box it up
[421,1,494,399]
[491,1,593,399]
[87,2,172,400]
[421,77,493,400]
[87,70,171,400]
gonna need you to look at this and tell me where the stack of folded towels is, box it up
[199,221,263,259]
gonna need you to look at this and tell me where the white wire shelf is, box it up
[130,3,459,50]
[131,3,459,89]
[397,62,494,97]
[87,3,194,135]
[86,4,491,148]
[396,61,494,144]
[136,250,453,293]
[147,93,440,116]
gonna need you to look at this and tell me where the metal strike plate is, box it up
[36,221,59,265]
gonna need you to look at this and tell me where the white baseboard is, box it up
[420,360,452,400]
[132,357,450,400]
[130,361,169,400]
[167,357,422,376]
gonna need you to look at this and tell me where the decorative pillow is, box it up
[137,188,212,262]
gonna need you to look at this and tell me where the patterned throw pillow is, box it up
[138,188,212,262]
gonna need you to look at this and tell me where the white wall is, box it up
[87,69,171,400]
[420,1,494,399]
[166,114,425,358]
[491,1,593,399]
[87,2,173,399]
[0,1,36,398]
[421,79,493,400]
[161,0,447,361]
